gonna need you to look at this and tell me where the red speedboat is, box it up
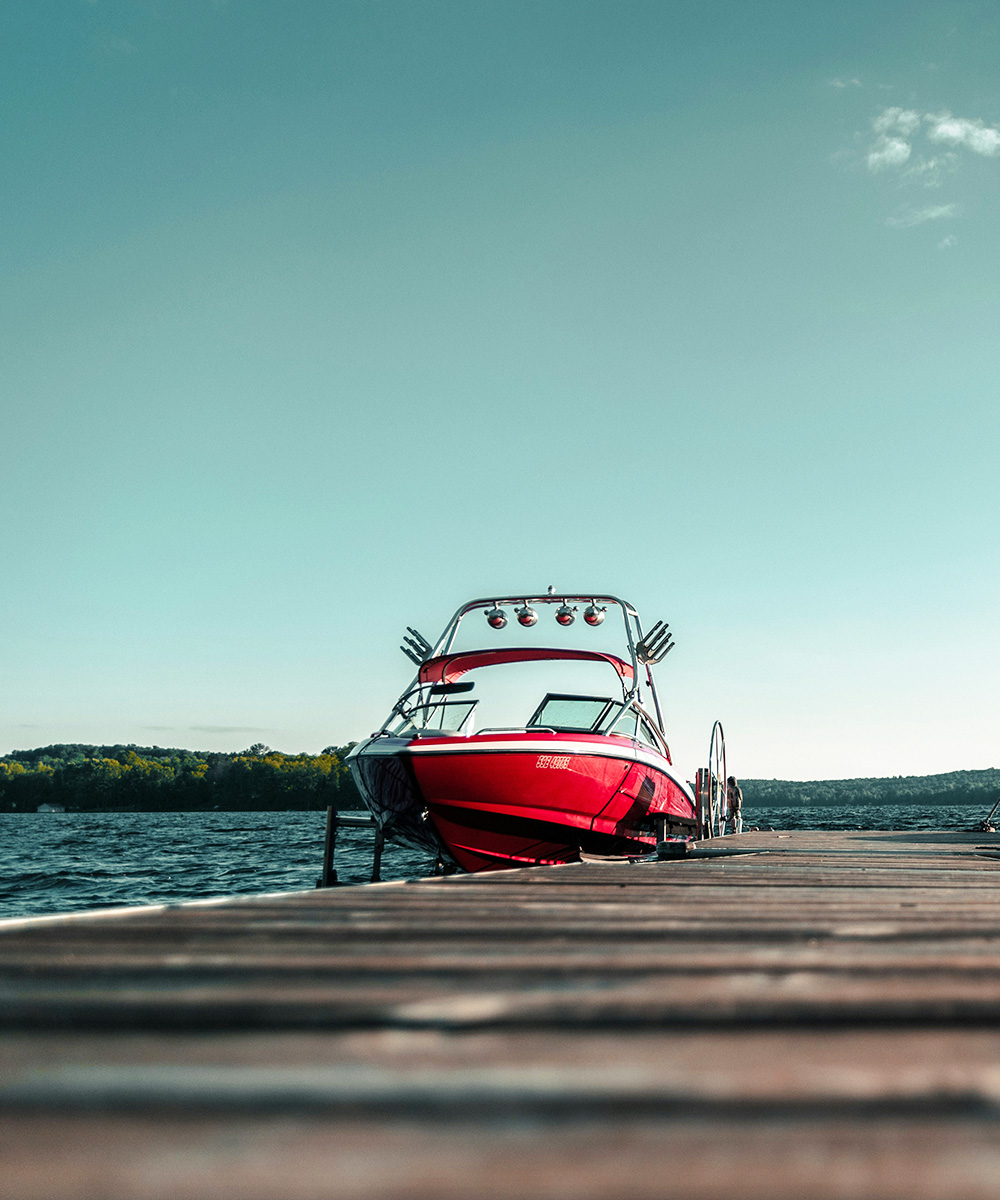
[348,591,712,873]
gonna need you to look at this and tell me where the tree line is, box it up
[0,744,362,812]
[742,768,1000,808]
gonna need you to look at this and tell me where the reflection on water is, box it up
[0,803,993,919]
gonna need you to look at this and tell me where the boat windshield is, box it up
[389,699,478,736]
[526,694,615,732]
[523,696,666,749]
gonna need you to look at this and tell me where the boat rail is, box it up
[471,726,558,736]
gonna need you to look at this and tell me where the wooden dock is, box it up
[3,828,1000,1199]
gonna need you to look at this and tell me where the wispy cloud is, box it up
[885,204,957,228]
[830,77,862,89]
[862,106,1000,176]
[902,154,956,187]
[925,112,1000,156]
[938,234,957,249]
[867,137,911,170]
[849,103,1000,233]
[872,107,921,137]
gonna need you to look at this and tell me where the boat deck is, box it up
[3,828,1000,1198]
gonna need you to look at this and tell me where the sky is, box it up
[2,0,999,780]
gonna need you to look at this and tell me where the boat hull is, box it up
[349,733,697,872]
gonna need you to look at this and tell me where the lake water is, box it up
[0,803,994,920]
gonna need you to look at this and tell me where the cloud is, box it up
[885,204,957,228]
[902,154,956,187]
[855,106,1000,233]
[925,112,1000,156]
[864,107,1000,173]
[867,136,912,170]
[830,77,862,89]
[938,235,957,249]
[873,107,921,137]
[865,109,922,172]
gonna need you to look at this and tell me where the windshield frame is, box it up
[385,688,480,736]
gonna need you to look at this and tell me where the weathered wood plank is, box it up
[5,1115,1000,1200]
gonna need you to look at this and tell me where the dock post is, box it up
[371,825,384,883]
[317,805,339,888]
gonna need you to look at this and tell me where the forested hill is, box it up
[0,743,361,812]
[1,744,998,812]
[742,769,1000,808]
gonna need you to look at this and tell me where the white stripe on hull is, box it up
[358,736,695,805]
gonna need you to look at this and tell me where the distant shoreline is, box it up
[1,743,998,814]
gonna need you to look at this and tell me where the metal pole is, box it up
[371,825,384,883]
[979,794,1000,832]
[695,768,707,839]
[317,805,338,888]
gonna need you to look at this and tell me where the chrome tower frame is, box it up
[396,592,672,734]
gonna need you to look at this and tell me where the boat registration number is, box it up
[536,755,572,769]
